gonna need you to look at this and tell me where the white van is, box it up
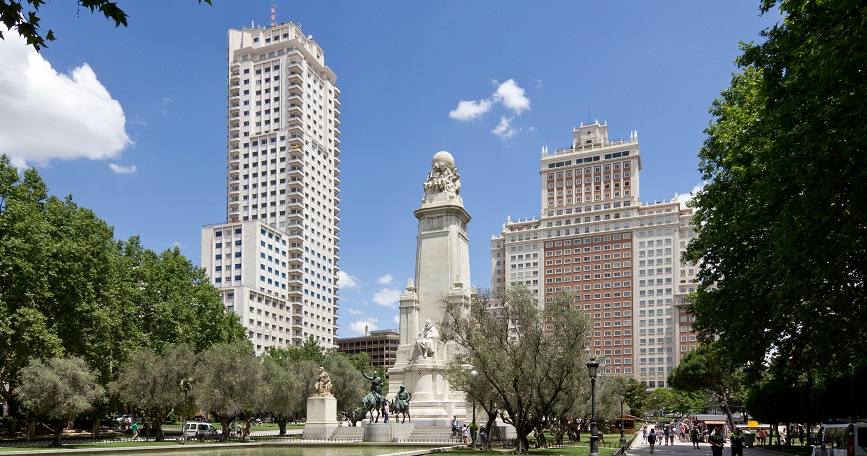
[183,421,219,440]
[816,423,867,456]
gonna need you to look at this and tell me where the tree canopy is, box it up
[443,286,591,453]
[0,155,248,422]
[17,356,103,446]
[685,0,867,418]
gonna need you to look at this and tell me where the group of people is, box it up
[641,424,745,456]
[450,415,487,445]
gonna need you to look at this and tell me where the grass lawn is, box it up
[0,441,180,452]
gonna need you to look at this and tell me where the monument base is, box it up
[388,357,467,425]
[303,395,338,440]
[362,422,415,442]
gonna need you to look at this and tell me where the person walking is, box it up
[692,426,701,449]
[462,424,470,444]
[642,426,648,444]
[130,420,140,441]
[730,428,745,456]
[648,428,658,455]
[709,428,725,456]
[451,416,459,437]
[664,424,672,446]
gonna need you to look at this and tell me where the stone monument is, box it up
[303,366,338,439]
[387,151,471,425]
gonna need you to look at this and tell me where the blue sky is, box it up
[0,1,777,337]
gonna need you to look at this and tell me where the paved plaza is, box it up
[629,432,783,456]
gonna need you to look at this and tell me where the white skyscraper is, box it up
[201,21,341,353]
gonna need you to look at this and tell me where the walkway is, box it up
[629,434,785,456]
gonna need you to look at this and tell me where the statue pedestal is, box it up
[303,395,337,440]
[362,422,415,442]
[388,358,466,426]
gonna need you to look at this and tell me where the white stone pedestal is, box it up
[362,422,415,442]
[303,395,338,440]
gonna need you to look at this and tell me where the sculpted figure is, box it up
[313,366,333,396]
[413,319,440,359]
[423,152,462,196]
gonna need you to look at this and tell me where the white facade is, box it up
[490,120,699,385]
[202,22,340,353]
[633,201,679,388]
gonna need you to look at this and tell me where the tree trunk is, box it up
[220,417,229,441]
[91,418,99,438]
[52,423,64,447]
[277,418,287,436]
[720,390,735,431]
[243,419,251,441]
[483,409,497,450]
[515,423,531,454]
[154,420,164,441]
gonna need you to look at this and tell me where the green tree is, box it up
[685,0,867,416]
[195,343,262,439]
[622,378,649,418]
[447,366,502,448]
[443,286,591,453]
[111,344,196,440]
[0,0,211,51]
[668,344,743,429]
[0,155,248,427]
[323,354,368,424]
[260,355,303,435]
[17,357,104,446]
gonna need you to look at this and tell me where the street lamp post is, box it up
[620,398,627,454]
[180,378,191,445]
[587,358,600,456]
[470,369,478,447]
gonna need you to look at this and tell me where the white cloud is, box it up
[676,183,706,208]
[346,308,363,316]
[349,319,379,336]
[377,274,394,285]
[448,99,492,121]
[493,79,530,114]
[0,26,131,167]
[393,315,400,325]
[109,163,137,174]
[372,288,401,307]
[337,270,360,290]
[491,116,519,139]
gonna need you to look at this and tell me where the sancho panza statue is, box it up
[314,366,333,396]
[413,319,439,360]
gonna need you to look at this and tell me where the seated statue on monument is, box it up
[413,319,440,360]
[313,366,333,396]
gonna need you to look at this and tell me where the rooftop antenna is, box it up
[270,3,277,26]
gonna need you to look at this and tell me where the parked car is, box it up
[183,421,219,440]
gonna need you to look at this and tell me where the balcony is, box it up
[287,83,303,95]
[288,156,304,167]
[287,124,303,137]
[287,104,303,116]
[288,136,303,149]
[287,61,303,73]
[288,72,303,84]
[288,167,303,179]
[287,94,303,106]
